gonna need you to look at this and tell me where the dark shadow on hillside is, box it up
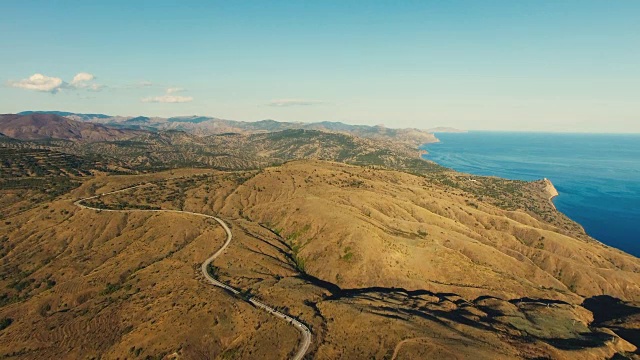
[508,297,570,306]
[583,295,640,353]
[583,295,640,323]
[294,273,625,352]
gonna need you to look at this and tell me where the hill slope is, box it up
[2,114,639,359]
[0,114,142,142]
[1,162,638,359]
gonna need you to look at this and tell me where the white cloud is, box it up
[142,87,192,103]
[141,95,194,103]
[166,87,185,94]
[69,72,104,91]
[71,72,95,85]
[267,99,324,107]
[8,73,64,93]
[8,72,105,93]
[85,83,105,91]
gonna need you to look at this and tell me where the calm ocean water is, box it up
[421,132,640,257]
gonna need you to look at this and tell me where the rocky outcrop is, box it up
[542,177,559,205]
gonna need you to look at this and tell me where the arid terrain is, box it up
[1,114,639,359]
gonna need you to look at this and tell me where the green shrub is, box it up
[101,282,121,295]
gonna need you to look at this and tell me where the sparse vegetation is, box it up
[0,317,13,331]
[1,116,639,359]
[101,282,122,295]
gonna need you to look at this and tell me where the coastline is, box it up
[419,146,561,210]
[417,148,616,251]
[417,133,640,257]
[542,177,559,209]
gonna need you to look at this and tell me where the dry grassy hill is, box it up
[0,170,299,359]
[1,161,638,359]
[221,161,640,302]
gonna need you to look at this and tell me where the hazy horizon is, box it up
[2,1,639,133]
[9,109,640,135]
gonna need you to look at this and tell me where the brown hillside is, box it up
[1,162,639,359]
[0,114,142,142]
[220,161,640,303]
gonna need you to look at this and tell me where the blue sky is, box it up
[1,0,639,132]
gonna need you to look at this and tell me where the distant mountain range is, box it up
[16,111,453,145]
[427,126,468,133]
[0,113,144,142]
[18,111,112,121]
[0,112,446,176]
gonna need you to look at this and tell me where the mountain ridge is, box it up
[17,110,440,146]
[0,113,145,142]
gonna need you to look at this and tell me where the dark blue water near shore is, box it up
[421,132,640,257]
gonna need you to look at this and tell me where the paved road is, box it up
[75,184,312,360]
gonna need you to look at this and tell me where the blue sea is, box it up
[421,132,640,257]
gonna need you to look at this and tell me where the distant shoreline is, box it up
[418,131,640,257]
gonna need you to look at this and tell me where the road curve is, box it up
[75,184,312,360]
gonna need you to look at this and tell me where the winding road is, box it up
[74,184,312,360]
